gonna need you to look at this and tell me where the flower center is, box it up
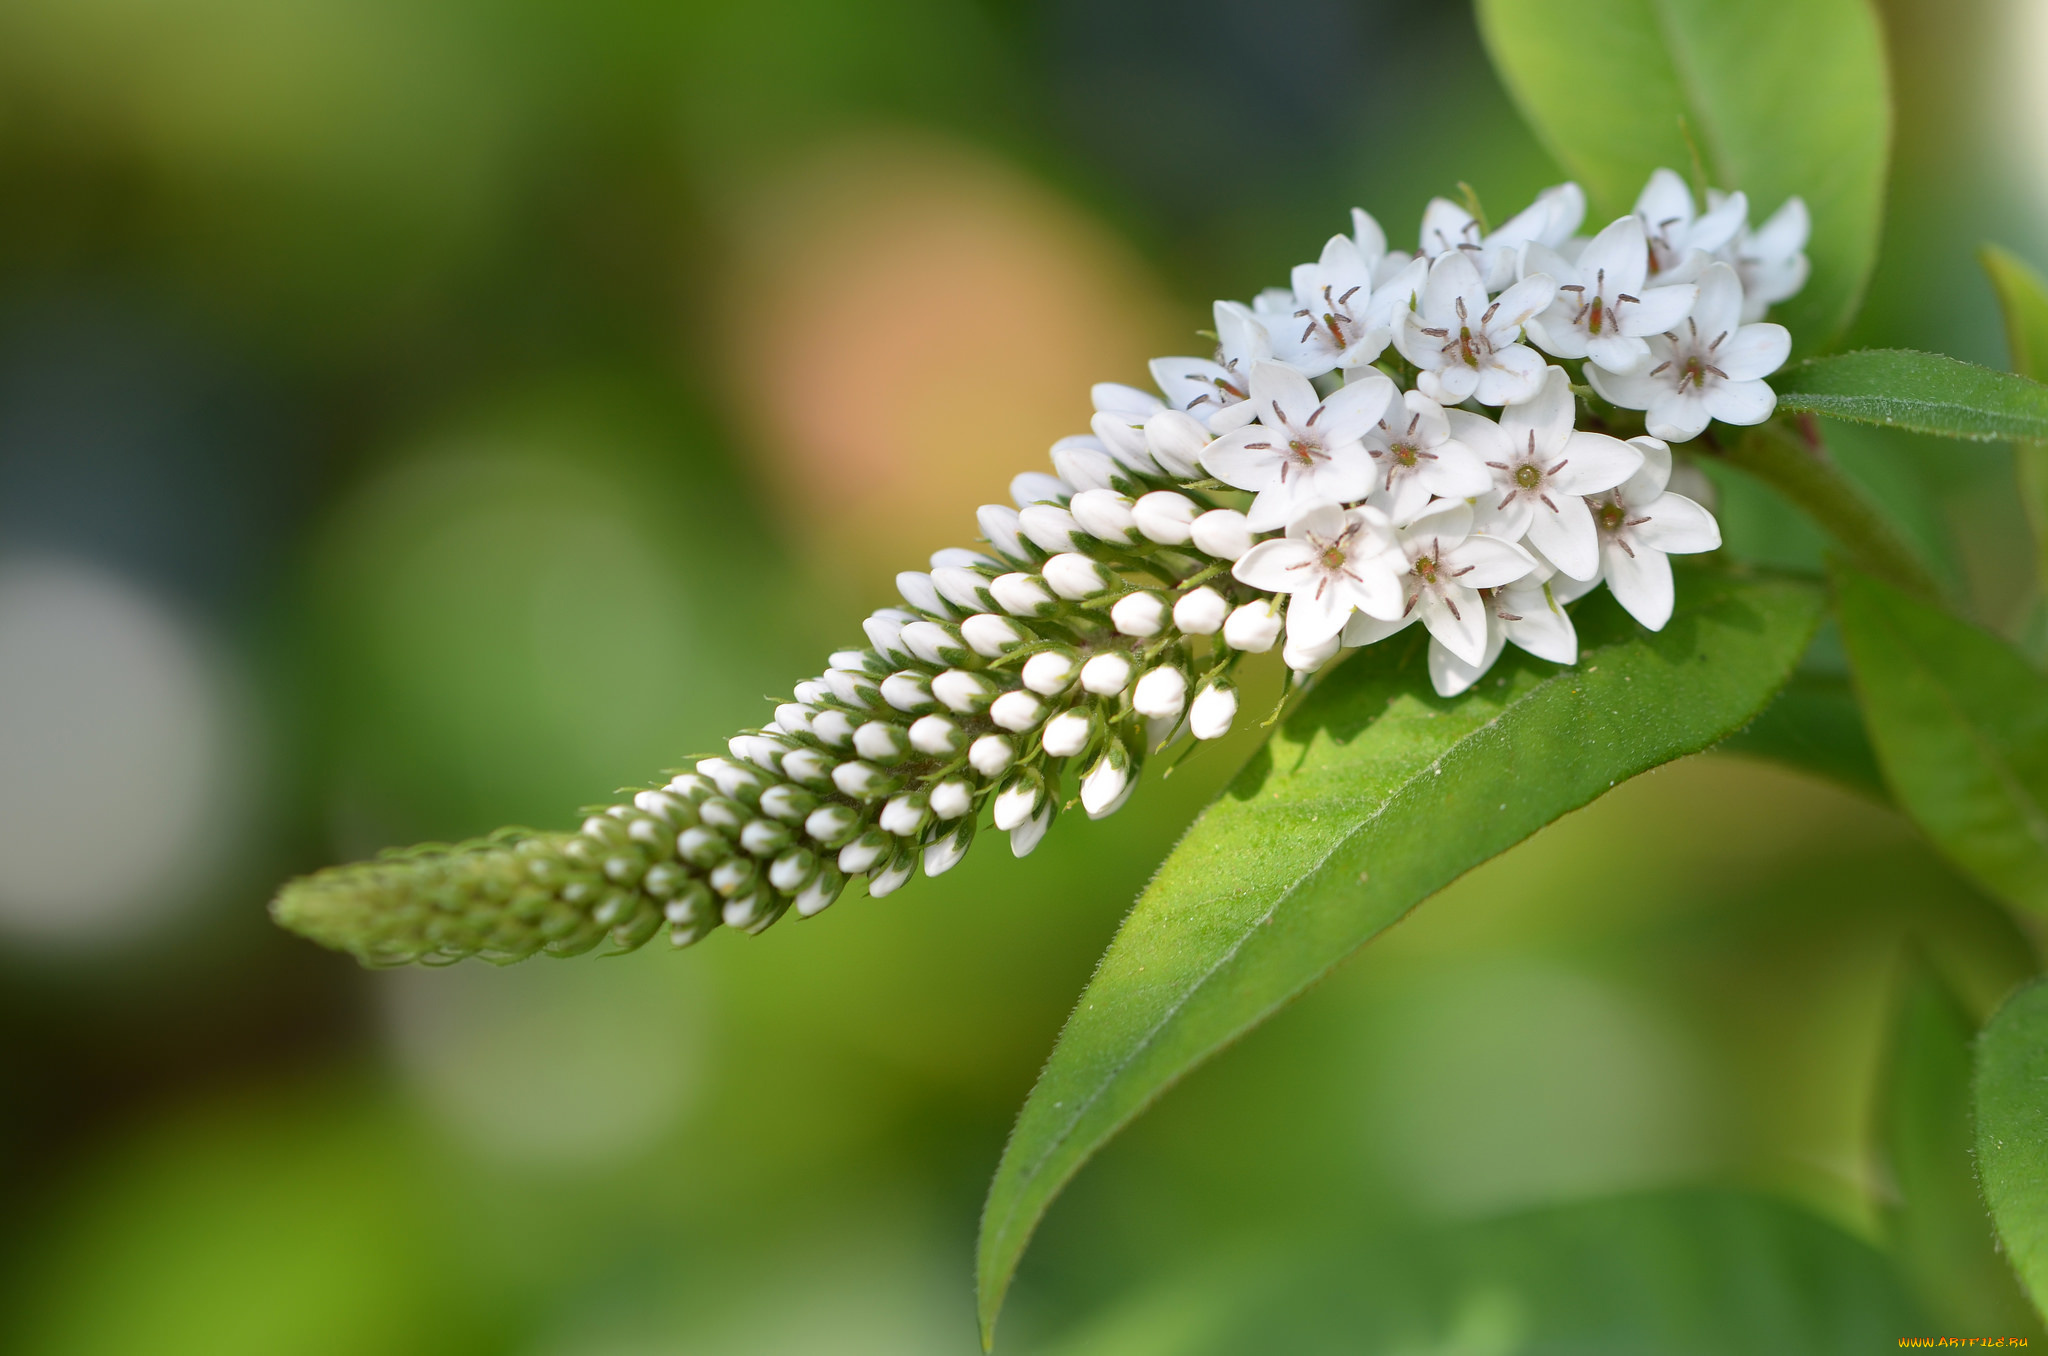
[1597,499,1627,532]
[1391,442,1419,468]
[1288,439,1321,466]
[1514,463,1542,490]
[1412,553,1439,584]
[1319,544,1349,571]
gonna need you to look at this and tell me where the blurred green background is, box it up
[0,0,2043,1350]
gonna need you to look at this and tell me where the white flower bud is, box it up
[929,778,974,820]
[739,817,791,856]
[863,614,910,662]
[804,804,858,845]
[1173,586,1229,635]
[831,760,891,799]
[1282,631,1342,674]
[908,714,963,755]
[1069,489,1141,544]
[768,847,819,892]
[829,648,881,672]
[773,702,814,735]
[897,571,953,617]
[1011,471,1070,506]
[1050,441,1118,492]
[809,710,855,747]
[1022,650,1078,694]
[759,783,816,823]
[991,572,1057,617]
[1019,503,1082,553]
[822,668,879,708]
[1132,491,1197,545]
[1043,553,1114,600]
[1223,599,1282,653]
[978,504,1031,561]
[794,865,846,917]
[1010,804,1052,858]
[1190,508,1255,560]
[1092,381,1160,414]
[931,668,995,712]
[930,567,995,613]
[1189,680,1239,740]
[868,852,915,897]
[1144,409,1211,478]
[880,793,929,837]
[1080,652,1132,695]
[992,775,1045,830]
[729,734,787,772]
[709,856,757,898]
[880,671,936,712]
[1111,591,1168,636]
[900,620,967,666]
[925,830,971,877]
[853,720,906,762]
[1041,708,1095,757]
[792,680,829,706]
[781,747,839,786]
[968,733,1015,777]
[961,612,1025,657]
[989,689,1046,732]
[1081,746,1133,819]
[1091,410,1155,472]
[697,757,765,802]
[1132,666,1188,720]
[837,830,891,874]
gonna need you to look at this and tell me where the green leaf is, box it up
[1976,977,2048,1320]
[1718,666,1888,802]
[1980,245,2048,600]
[1774,350,2048,442]
[1833,565,2048,914]
[1879,959,2041,1332]
[976,569,1823,1344]
[1475,0,1888,348]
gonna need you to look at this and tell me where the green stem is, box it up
[1716,417,1942,601]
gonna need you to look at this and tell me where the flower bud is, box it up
[791,679,830,706]
[1223,599,1282,652]
[830,648,889,675]
[900,620,971,667]
[929,778,975,819]
[781,747,839,786]
[723,889,784,932]
[853,720,907,763]
[643,862,686,898]
[728,734,788,773]
[989,689,1046,731]
[931,567,997,614]
[677,825,730,868]
[1133,490,1198,545]
[1071,654,1126,696]
[931,668,995,712]
[968,734,1015,777]
[759,783,817,822]
[1081,741,1136,819]
[740,818,794,856]
[960,612,1025,657]
[932,546,996,570]
[837,829,892,874]
[808,710,855,747]
[924,821,974,877]
[1173,586,1229,635]
[991,572,1058,618]
[696,796,744,830]
[1009,804,1053,858]
[897,571,953,617]
[822,667,880,709]
[804,804,860,847]
[1090,410,1155,472]
[794,864,847,917]
[864,614,912,663]
[880,671,936,713]
[1133,665,1188,720]
[1144,409,1211,478]
[1042,553,1114,600]
[768,847,819,892]
[773,703,814,735]
[697,757,766,805]
[709,855,758,898]
[1190,508,1255,560]
[908,714,963,755]
[880,792,930,837]
[993,771,1047,830]
[1069,489,1141,544]
[868,849,916,898]
[1019,504,1082,553]
[1282,631,1342,674]
[1050,442,1118,492]
[1012,472,1070,507]
[1022,650,1078,694]
[831,760,897,800]
[1111,591,1168,637]
[1041,708,1097,758]
[978,504,1031,561]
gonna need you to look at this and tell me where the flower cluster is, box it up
[272,169,1804,966]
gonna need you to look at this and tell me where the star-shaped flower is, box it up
[1585,262,1790,441]
[1586,436,1723,629]
[1201,362,1394,531]
[1149,300,1273,432]
[1359,386,1493,525]
[1452,366,1642,580]
[1521,215,1697,373]
[1231,502,1405,646]
[1270,232,1394,377]
[1417,183,1585,290]
[1722,194,1810,322]
[1332,499,1534,665]
[1394,251,1556,406]
[1634,167,1748,281]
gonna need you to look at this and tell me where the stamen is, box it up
[1539,493,1558,511]
[1547,459,1569,475]
[1648,360,1673,377]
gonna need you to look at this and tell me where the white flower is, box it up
[1424,558,1595,697]
[1394,252,1556,407]
[1587,436,1723,629]
[1270,232,1393,377]
[1453,366,1643,580]
[1417,183,1585,290]
[1200,362,1394,531]
[1586,263,1790,441]
[1348,206,1416,287]
[1149,300,1273,431]
[1359,386,1493,524]
[1722,194,1810,322]
[1635,168,1747,281]
[1520,215,1697,373]
[1231,502,1404,646]
[1376,499,1535,665]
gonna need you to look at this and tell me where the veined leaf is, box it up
[1981,245,2048,598]
[1475,0,1889,349]
[1774,350,2048,442]
[1976,977,2048,1320]
[1833,566,2048,914]
[1879,959,2040,1333]
[976,569,1822,1344]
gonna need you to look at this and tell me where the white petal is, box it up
[1604,539,1675,629]
[1093,382,1163,416]
[1428,623,1506,697]
[1448,533,1536,588]
[1689,189,1748,254]
[1500,583,1577,664]
[1401,497,1474,546]
[1617,282,1697,337]
[1315,369,1396,444]
[1375,472,1434,526]
[1700,377,1777,427]
[1352,207,1388,261]
[1585,357,1665,411]
[1689,262,1746,340]
[1443,408,1512,461]
[1473,491,1534,544]
[1752,196,1811,258]
[1231,538,1317,593]
[1473,345,1547,405]
[1423,250,1489,327]
[1284,580,1354,646]
[1574,215,1650,292]
[1550,430,1642,495]
[1717,322,1791,381]
[1634,492,1722,554]
[1198,429,1280,493]
[1246,469,1340,533]
[1484,274,1558,336]
[1526,492,1600,580]
[1525,312,1590,361]
[1366,256,1429,330]
[1248,361,1321,427]
[1338,555,1405,623]
[1417,364,1477,405]
[1419,586,1489,666]
[1583,331,1652,373]
[1644,389,1712,442]
[1419,197,1479,256]
[1497,364,1575,453]
[1635,169,1696,228]
[1342,609,1416,647]
[1418,437,1496,499]
[1520,240,1580,287]
[1620,436,1672,503]
[1011,472,1068,507]
[1149,356,1236,415]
